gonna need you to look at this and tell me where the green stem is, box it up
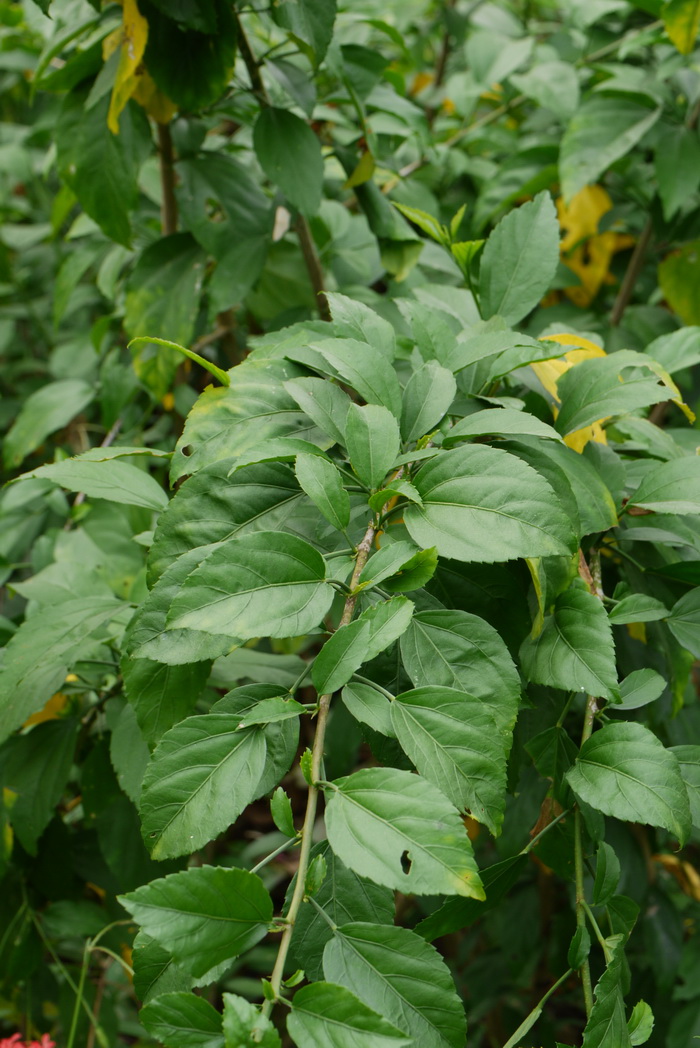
[262,521,377,1017]
[251,837,300,876]
[582,900,613,963]
[350,674,394,701]
[66,946,89,1048]
[521,807,570,853]
[574,809,595,1017]
[501,968,574,1048]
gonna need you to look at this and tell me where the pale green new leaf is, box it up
[324,767,484,897]
[295,453,350,530]
[566,723,691,845]
[627,458,700,515]
[628,1001,654,1046]
[139,715,267,859]
[15,456,167,511]
[287,983,411,1048]
[166,532,334,641]
[345,404,401,490]
[401,361,457,442]
[520,582,618,700]
[391,687,507,834]
[271,787,296,838]
[222,993,281,1048]
[120,866,273,978]
[139,992,224,1048]
[312,597,414,694]
[405,444,575,563]
[323,922,466,1048]
[615,670,666,710]
[400,610,520,737]
[479,191,560,326]
[560,97,661,202]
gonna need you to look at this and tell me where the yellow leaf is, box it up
[344,151,376,189]
[655,853,700,899]
[411,71,434,95]
[133,69,176,125]
[23,691,69,727]
[663,0,700,53]
[107,0,149,135]
[627,622,647,643]
[531,334,609,452]
[659,239,700,324]
[557,186,635,307]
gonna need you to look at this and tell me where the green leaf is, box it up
[405,444,575,564]
[443,408,562,446]
[658,239,700,324]
[312,597,414,694]
[391,686,507,834]
[212,685,299,798]
[254,108,323,217]
[593,842,621,906]
[400,610,520,737]
[323,922,467,1048]
[287,982,411,1048]
[560,97,661,202]
[125,235,208,399]
[226,438,330,475]
[56,89,150,246]
[608,595,669,625]
[324,767,484,898]
[345,404,400,490]
[554,351,683,435]
[628,1000,654,1046]
[510,61,580,119]
[139,715,267,859]
[142,0,237,111]
[581,942,632,1048]
[236,697,305,727]
[15,456,168,511]
[272,0,337,64]
[3,380,93,469]
[0,597,121,743]
[222,993,281,1048]
[415,855,528,941]
[662,0,700,52]
[358,542,421,589]
[627,457,700,514]
[566,723,691,845]
[392,202,449,245]
[383,547,438,593]
[655,125,700,220]
[290,338,402,417]
[670,745,700,827]
[0,719,78,855]
[295,453,350,531]
[148,460,304,584]
[166,532,334,642]
[401,361,457,442]
[341,682,395,737]
[132,933,192,1005]
[122,657,210,747]
[520,582,619,700]
[284,378,352,446]
[139,991,224,1048]
[171,360,321,482]
[667,587,700,656]
[120,866,273,978]
[289,842,394,982]
[271,787,296,838]
[479,191,560,326]
[326,293,396,359]
[615,669,666,710]
[645,326,700,373]
[368,480,423,514]
[568,925,591,969]
[128,337,230,388]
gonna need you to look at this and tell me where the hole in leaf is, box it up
[181,444,193,457]
[400,849,412,875]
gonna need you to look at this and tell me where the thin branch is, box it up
[610,215,653,326]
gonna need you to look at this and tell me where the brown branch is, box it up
[610,216,653,326]
[157,122,178,236]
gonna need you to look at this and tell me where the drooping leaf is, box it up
[520,581,619,700]
[14,456,168,511]
[254,108,323,216]
[139,991,224,1048]
[222,993,281,1048]
[627,457,700,514]
[608,595,669,625]
[401,362,457,442]
[287,982,411,1048]
[670,745,700,827]
[342,682,395,737]
[443,408,562,446]
[404,444,576,563]
[581,941,632,1048]
[627,1000,654,1046]
[0,597,121,743]
[323,922,467,1048]
[324,767,484,898]
[165,532,334,642]
[593,842,621,907]
[272,0,337,64]
[400,609,520,737]
[560,97,661,202]
[391,686,507,834]
[120,866,273,978]
[3,380,94,469]
[479,191,560,325]
[566,723,691,845]
[615,669,666,710]
[139,715,267,859]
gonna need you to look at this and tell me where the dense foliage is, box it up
[1,0,700,1045]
